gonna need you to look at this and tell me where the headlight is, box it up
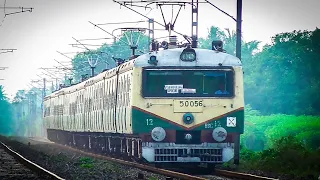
[148,55,158,65]
[212,127,227,142]
[151,127,166,142]
[180,48,196,62]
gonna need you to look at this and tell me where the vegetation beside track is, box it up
[221,108,320,180]
[236,136,320,180]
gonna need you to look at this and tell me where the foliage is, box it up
[242,113,320,151]
[199,27,260,57]
[245,28,320,116]
[200,26,320,116]
[0,86,13,135]
[237,136,320,179]
[11,88,44,137]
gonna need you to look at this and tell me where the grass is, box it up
[79,157,94,169]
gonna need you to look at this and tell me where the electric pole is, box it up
[236,0,242,60]
[191,0,199,48]
[233,0,242,165]
[42,78,46,109]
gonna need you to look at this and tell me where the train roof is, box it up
[44,48,241,100]
[134,48,242,67]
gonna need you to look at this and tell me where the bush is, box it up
[239,136,320,179]
[241,113,320,151]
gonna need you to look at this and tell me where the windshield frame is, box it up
[141,66,235,99]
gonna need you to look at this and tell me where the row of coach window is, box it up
[44,73,132,117]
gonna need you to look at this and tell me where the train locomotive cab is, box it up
[131,47,244,166]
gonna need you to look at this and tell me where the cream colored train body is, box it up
[43,47,244,165]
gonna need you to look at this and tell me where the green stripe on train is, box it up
[132,107,244,133]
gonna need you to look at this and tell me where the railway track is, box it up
[0,141,64,180]
[214,169,279,180]
[25,136,278,180]
[32,138,208,180]
[1,136,279,180]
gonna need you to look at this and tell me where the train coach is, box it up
[43,42,244,167]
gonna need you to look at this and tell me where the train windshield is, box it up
[142,69,234,98]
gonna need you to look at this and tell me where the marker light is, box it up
[148,55,158,65]
[180,48,196,62]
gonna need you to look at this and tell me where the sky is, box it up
[0,0,319,100]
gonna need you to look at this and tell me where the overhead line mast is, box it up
[88,21,146,56]
[113,0,200,47]
[191,0,199,48]
[113,0,192,44]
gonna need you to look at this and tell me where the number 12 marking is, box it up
[146,119,153,126]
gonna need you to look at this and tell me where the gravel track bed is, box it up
[0,136,170,180]
[0,136,238,180]
[0,145,50,180]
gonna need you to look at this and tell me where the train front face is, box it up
[131,52,244,165]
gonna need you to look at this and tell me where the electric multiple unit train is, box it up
[43,42,244,167]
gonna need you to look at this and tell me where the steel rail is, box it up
[0,141,65,180]
[215,169,279,180]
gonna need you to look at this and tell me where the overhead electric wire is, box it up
[58,51,86,55]
[203,0,236,21]
[57,51,73,60]
[70,43,107,47]
[96,20,147,26]
[77,37,114,41]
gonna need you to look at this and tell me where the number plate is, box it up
[173,100,204,112]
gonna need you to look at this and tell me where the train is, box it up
[43,40,244,168]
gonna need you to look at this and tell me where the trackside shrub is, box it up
[236,136,320,179]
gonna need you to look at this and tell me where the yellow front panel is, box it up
[131,67,244,128]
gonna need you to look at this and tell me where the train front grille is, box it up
[154,148,223,162]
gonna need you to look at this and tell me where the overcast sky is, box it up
[0,0,319,100]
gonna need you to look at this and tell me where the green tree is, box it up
[0,85,13,135]
[199,26,260,57]
[200,26,320,116]
[245,28,320,115]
